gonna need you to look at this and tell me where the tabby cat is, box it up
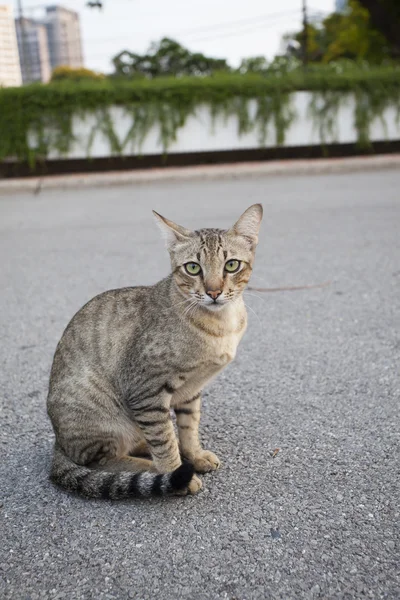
[47,203,263,499]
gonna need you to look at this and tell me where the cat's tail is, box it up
[50,443,194,499]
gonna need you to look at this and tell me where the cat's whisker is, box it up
[232,295,262,328]
[243,301,263,328]
[183,299,198,317]
[167,297,194,311]
[246,287,299,309]
[188,301,201,319]
[183,304,194,318]
[244,291,266,302]
[188,307,196,319]
[186,306,195,319]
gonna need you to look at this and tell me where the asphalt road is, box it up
[0,169,399,600]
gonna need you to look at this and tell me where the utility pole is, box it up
[17,0,31,83]
[302,0,308,70]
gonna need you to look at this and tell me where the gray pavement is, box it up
[1,154,400,195]
[0,169,399,599]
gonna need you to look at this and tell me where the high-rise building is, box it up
[45,5,83,70]
[15,17,51,83]
[0,5,22,87]
[335,0,348,12]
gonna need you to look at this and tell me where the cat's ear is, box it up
[153,211,192,248]
[231,204,263,244]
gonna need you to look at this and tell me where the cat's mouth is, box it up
[203,300,227,311]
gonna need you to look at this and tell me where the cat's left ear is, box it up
[231,204,263,244]
[153,210,192,248]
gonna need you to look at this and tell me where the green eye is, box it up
[184,262,201,276]
[225,259,241,273]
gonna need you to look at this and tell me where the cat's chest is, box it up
[205,331,241,366]
[190,309,246,364]
[170,329,244,406]
[183,313,245,367]
[170,356,229,407]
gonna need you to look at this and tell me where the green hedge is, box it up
[1,68,400,168]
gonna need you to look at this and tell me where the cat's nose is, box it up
[206,289,222,301]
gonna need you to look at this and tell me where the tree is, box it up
[51,66,105,82]
[283,24,327,62]
[322,0,389,62]
[358,0,400,57]
[237,56,269,75]
[283,0,393,63]
[112,38,230,79]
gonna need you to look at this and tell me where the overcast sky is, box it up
[16,0,336,73]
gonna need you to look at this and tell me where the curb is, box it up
[1,154,400,194]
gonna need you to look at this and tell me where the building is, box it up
[0,5,22,87]
[335,0,348,12]
[45,5,83,70]
[15,17,51,83]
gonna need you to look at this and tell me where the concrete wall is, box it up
[42,92,400,160]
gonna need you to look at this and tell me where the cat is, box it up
[47,203,263,499]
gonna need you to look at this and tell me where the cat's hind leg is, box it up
[90,455,156,473]
[129,390,202,495]
[129,439,151,457]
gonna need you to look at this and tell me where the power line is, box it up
[81,16,304,62]
[185,14,302,44]
[173,9,301,36]
[83,9,301,46]
[16,2,331,70]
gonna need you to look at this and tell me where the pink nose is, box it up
[206,290,222,300]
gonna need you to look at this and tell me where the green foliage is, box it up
[324,0,390,62]
[358,0,400,57]
[308,90,343,147]
[285,0,393,63]
[112,37,230,79]
[0,66,400,169]
[51,66,105,82]
[237,56,269,75]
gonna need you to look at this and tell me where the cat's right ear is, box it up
[153,211,192,248]
[231,203,263,245]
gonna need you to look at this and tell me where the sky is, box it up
[15,0,336,73]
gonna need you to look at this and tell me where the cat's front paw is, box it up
[174,473,202,496]
[188,474,202,494]
[191,450,221,473]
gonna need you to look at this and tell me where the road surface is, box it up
[0,169,399,599]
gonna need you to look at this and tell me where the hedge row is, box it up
[1,68,400,167]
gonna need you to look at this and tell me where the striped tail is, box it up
[50,443,194,499]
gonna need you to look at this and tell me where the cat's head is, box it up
[153,204,263,311]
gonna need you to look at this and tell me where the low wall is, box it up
[44,92,400,161]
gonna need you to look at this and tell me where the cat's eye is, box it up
[225,260,241,273]
[184,262,201,276]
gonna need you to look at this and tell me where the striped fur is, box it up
[47,204,262,499]
[51,443,194,499]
